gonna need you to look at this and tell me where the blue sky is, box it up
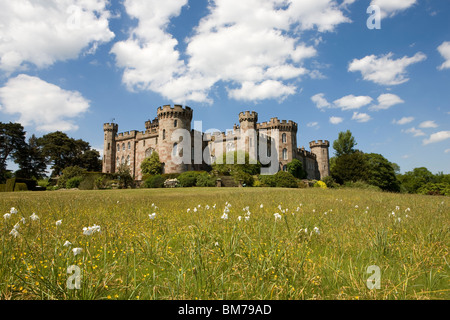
[0,0,449,174]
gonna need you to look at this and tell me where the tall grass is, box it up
[0,188,448,300]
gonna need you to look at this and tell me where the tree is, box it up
[0,122,27,182]
[333,130,357,157]
[397,167,435,194]
[141,151,162,176]
[37,131,100,177]
[212,151,261,176]
[116,163,134,189]
[286,159,307,179]
[364,153,400,192]
[14,134,47,180]
[331,151,369,185]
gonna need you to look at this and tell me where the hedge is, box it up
[14,183,28,192]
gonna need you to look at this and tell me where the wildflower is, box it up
[10,207,18,214]
[312,209,316,213]
[213,204,216,209]
[198,204,201,208]
[30,213,39,221]
[314,227,320,235]
[63,241,72,247]
[274,213,282,221]
[149,213,156,220]
[395,206,400,211]
[397,218,401,223]
[10,229,20,238]
[260,204,263,209]
[13,222,20,230]
[405,208,411,212]
[193,208,197,213]
[83,224,101,236]
[56,220,62,226]
[391,212,395,216]
[72,248,83,256]
[21,217,26,224]
[4,213,11,220]
[238,216,242,221]
[187,208,190,213]
[221,213,228,220]
[244,216,250,222]
[205,205,210,210]
[355,205,359,208]
[215,242,219,247]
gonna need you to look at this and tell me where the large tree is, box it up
[141,151,162,176]
[0,122,27,182]
[37,131,100,177]
[333,130,357,157]
[365,153,400,192]
[331,151,369,184]
[14,134,47,180]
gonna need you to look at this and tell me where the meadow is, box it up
[0,188,448,300]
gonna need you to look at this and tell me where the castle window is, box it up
[107,143,110,151]
[282,148,288,160]
[163,129,166,140]
[282,133,287,143]
[117,144,120,151]
[173,143,178,157]
[121,156,125,164]
[143,140,146,147]
[128,142,131,150]
[127,155,130,166]
[116,157,119,166]
[122,143,125,151]
[174,120,178,128]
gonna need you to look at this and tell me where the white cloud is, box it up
[370,0,417,18]
[311,93,331,110]
[393,117,414,125]
[352,112,372,123]
[329,116,344,125]
[0,74,90,132]
[419,121,438,129]
[333,95,373,111]
[307,122,319,129]
[0,0,114,73]
[437,41,450,70]
[370,93,404,111]
[112,0,352,103]
[423,131,450,145]
[348,52,426,86]
[403,127,425,137]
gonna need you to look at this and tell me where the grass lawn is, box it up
[0,188,448,300]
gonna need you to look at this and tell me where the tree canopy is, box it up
[0,122,27,182]
[333,130,357,157]
[141,151,162,176]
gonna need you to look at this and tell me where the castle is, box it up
[103,105,330,181]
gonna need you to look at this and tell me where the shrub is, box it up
[58,166,87,187]
[322,176,339,188]
[259,175,276,187]
[297,180,308,188]
[253,180,262,187]
[6,178,16,192]
[178,171,203,187]
[66,176,83,189]
[233,171,254,187]
[0,184,6,192]
[417,183,450,196]
[344,181,381,192]
[274,171,298,188]
[314,181,327,189]
[38,179,50,188]
[196,173,216,187]
[287,159,307,179]
[143,175,165,188]
[14,183,28,192]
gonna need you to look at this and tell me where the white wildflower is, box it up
[215,242,219,247]
[274,213,282,221]
[260,204,263,209]
[395,206,400,211]
[10,229,19,238]
[193,208,197,213]
[221,213,228,220]
[244,216,250,222]
[56,220,62,226]
[10,207,18,214]
[72,248,83,256]
[149,213,156,220]
[313,227,320,235]
[238,216,242,221]
[63,241,72,247]
[21,217,26,224]
[83,224,101,236]
[4,213,11,220]
[30,213,39,221]
[187,208,190,213]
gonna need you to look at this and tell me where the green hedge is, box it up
[0,184,6,192]
[6,178,16,192]
[143,175,165,188]
[14,183,28,192]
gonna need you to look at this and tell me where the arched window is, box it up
[282,148,288,160]
[163,129,166,140]
[174,120,178,128]
[117,144,120,151]
[128,142,131,150]
[121,156,125,164]
[127,155,131,166]
[173,143,178,157]
[282,133,287,143]
[116,157,119,166]
[122,143,125,151]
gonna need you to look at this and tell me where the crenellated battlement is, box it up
[298,147,316,159]
[257,117,298,132]
[103,123,118,132]
[309,140,330,148]
[145,117,159,130]
[157,104,193,120]
[239,111,258,123]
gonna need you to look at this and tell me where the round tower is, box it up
[103,123,118,174]
[239,111,258,132]
[157,105,193,174]
[309,140,330,180]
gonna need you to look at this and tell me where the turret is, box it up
[157,105,193,174]
[309,140,330,180]
[239,111,258,132]
[103,123,118,173]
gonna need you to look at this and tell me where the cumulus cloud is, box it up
[333,95,373,111]
[112,0,351,103]
[329,116,344,125]
[393,117,414,125]
[403,127,425,137]
[419,121,439,129]
[370,93,404,111]
[437,41,450,70]
[0,0,114,73]
[348,52,426,86]
[352,112,372,123]
[370,0,417,18]
[0,74,90,132]
[311,93,331,110]
[423,131,450,145]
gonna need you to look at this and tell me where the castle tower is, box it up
[239,111,258,132]
[157,105,193,174]
[309,140,330,180]
[238,111,258,158]
[103,123,118,174]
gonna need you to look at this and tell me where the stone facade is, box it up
[103,105,330,181]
